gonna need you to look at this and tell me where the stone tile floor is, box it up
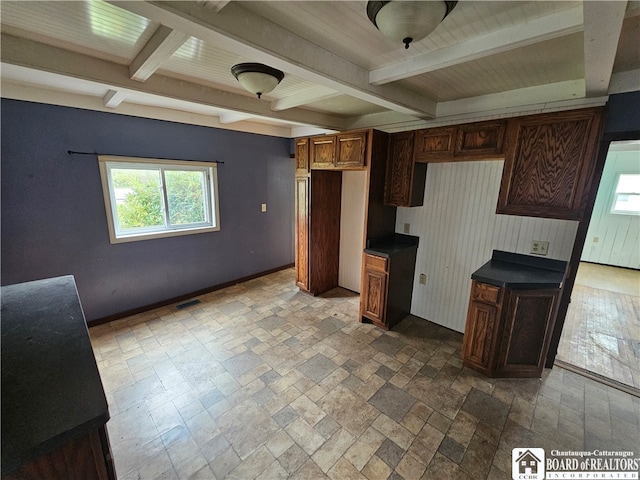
[89,269,640,480]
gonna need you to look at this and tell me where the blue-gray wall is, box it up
[1,99,294,322]
[605,91,640,133]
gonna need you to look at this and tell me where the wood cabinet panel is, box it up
[364,253,388,273]
[308,171,342,295]
[471,282,501,305]
[497,107,604,220]
[462,300,499,374]
[384,131,426,207]
[361,267,387,325]
[295,176,309,292]
[414,126,455,162]
[310,136,336,169]
[336,131,367,169]
[295,137,309,175]
[495,289,559,377]
[455,121,505,158]
[2,427,114,480]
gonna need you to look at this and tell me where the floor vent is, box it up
[176,299,201,310]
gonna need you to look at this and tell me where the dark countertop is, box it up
[471,250,568,289]
[364,233,419,258]
[1,276,109,474]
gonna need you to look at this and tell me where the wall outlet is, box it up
[531,240,549,256]
[593,237,599,243]
[261,203,267,212]
[419,273,427,285]
[404,223,410,234]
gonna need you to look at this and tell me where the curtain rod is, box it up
[67,150,224,164]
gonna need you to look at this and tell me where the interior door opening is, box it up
[555,140,640,396]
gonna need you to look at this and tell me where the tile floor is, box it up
[89,269,640,480]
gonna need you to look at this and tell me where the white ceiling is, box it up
[1,0,638,137]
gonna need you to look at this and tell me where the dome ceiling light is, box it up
[367,0,458,49]
[231,63,285,99]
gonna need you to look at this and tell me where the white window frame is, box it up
[610,172,640,216]
[98,155,220,244]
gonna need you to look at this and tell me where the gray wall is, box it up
[1,99,294,322]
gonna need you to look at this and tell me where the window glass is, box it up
[99,156,219,243]
[611,173,640,215]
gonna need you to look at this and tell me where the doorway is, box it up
[556,140,640,395]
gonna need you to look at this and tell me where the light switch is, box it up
[261,203,267,212]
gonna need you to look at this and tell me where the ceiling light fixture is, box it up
[367,1,457,49]
[231,63,284,99]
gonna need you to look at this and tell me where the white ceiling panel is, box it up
[1,0,637,134]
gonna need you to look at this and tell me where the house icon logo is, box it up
[512,448,545,480]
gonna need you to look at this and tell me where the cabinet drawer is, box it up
[472,282,501,305]
[364,254,388,272]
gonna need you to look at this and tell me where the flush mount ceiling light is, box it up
[367,0,457,49]
[231,63,284,99]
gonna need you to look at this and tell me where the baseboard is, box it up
[88,263,295,327]
[554,359,639,398]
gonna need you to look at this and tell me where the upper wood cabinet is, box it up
[384,131,426,207]
[310,136,336,169]
[413,120,506,163]
[295,137,309,175]
[496,107,605,220]
[309,130,368,170]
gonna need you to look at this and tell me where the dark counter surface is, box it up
[364,233,419,258]
[471,250,567,289]
[1,276,109,474]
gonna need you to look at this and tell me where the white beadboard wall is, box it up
[396,160,579,333]
[581,143,640,269]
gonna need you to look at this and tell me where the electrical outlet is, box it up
[404,223,410,234]
[531,240,549,256]
[261,203,267,212]
[419,273,427,285]
[593,237,599,243]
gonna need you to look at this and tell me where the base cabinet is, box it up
[462,280,560,377]
[361,254,388,326]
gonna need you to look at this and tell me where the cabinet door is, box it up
[335,131,367,169]
[495,289,559,377]
[295,176,309,291]
[462,300,499,374]
[384,131,419,206]
[295,138,309,175]
[413,126,455,162]
[496,107,604,220]
[455,121,506,159]
[361,267,388,326]
[310,136,336,169]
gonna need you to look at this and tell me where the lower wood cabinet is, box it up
[462,280,560,377]
[2,426,115,480]
[361,254,388,326]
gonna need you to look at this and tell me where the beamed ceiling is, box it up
[1,1,639,137]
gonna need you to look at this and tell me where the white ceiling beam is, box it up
[436,80,593,118]
[1,34,347,131]
[271,87,340,112]
[108,1,436,118]
[129,25,189,81]
[103,89,127,108]
[583,1,627,97]
[609,68,640,94]
[370,6,584,85]
[218,112,252,124]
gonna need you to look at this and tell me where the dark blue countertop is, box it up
[364,233,419,258]
[1,276,109,474]
[471,250,568,289]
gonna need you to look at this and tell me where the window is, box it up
[99,156,219,243]
[611,173,640,215]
